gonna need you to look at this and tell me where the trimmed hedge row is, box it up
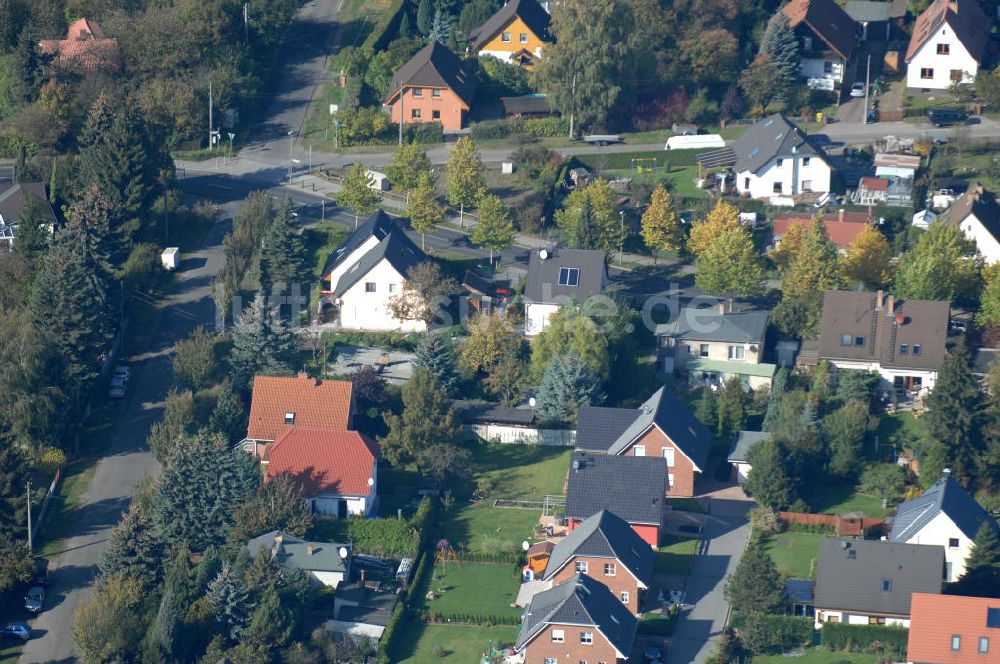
[731,613,814,654]
[419,610,521,626]
[455,550,524,565]
[568,149,701,171]
[469,117,571,140]
[821,622,908,657]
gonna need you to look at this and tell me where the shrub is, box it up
[749,507,782,537]
[122,243,163,292]
[329,330,424,351]
[39,448,66,475]
[522,117,570,137]
[340,76,363,112]
[515,195,546,234]
[375,598,407,664]
[470,119,510,141]
[821,623,908,658]
[347,518,418,558]
[403,122,443,144]
[731,614,813,654]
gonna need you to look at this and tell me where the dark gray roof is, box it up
[500,94,554,116]
[785,578,814,604]
[575,406,641,452]
[814,538,944,616]
[387,42,475,107]
[246,530,350,574]
[516,574,638,655]
[332,219,427,296]
[939,184,1000,247]
[565,453,667,526]
[973,348,1000,376]
[469,0,551,51]
[0,182,56,228]
[844,1,893,23]
[607,387,713,471]
[655,307,769,344]
[728,431,771,464]
[321,210,397,279]
[452,399,536,425]
[730,114,825,176]
[889,472,998,543]
[333,581,400,626]
[524,247,607,304]
[543,510,654,586]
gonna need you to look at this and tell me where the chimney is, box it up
[942,467,951,477]
[297,371,308,379]
[838,208,845,223]
[876,290,885,311]
[886,294,895,317]
[307,544,314,556]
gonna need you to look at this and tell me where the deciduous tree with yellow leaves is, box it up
[640,185,683,263]
[842,225,893,289]
[688,199,741,256]
[781,217,843,298]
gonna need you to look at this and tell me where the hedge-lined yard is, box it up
[761,531,824,578]
[413,561,522,621]
[388,623,519,663]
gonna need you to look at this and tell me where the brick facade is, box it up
[385,85,468,132]
[621,427,697,497]
[550,555,643,615]
[522,625,621,664]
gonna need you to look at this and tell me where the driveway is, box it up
[666,486,752,664]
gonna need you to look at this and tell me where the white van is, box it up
[664,134,725,150]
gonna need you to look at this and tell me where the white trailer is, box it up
[366,169,390,191]
[161,247,179,271]
[664,134,725,150]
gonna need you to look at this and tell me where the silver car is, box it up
[24,586,44,613]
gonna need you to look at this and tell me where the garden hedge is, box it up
[363,0,410,52]
[568,149,701,172]
[731,613,814,653]
[821,622,908,657]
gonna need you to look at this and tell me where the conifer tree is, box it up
[416,0,433,34]
[697,389,717,429]
[724,543,786,614]
[925,339,984,485]
[759,13,800,86]
[98,505,162,592]
[571,195,598,250]
[259,198,308,293]
[428,8,450,45]
[209,378,248,442]
[965,521,1000,574]
[717,376,746,437]
[380,368,463,466]
[535,352,604,424]
[0,441,29,539]
[242,585,295,651]
[745,439,794,510]
[229,294,297,386]
[148,590,179,661]
[208,564,255,640]
[413,334,459,395]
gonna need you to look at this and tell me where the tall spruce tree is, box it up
[717,376,746,437]
[416,0,433,34]
[413,334,459,395]
[259,199,308,294]
[965,521,1000,574]
[724,543,786,614]
[925,339,985,485]
[0,441,30,539]
[745,439,794,510]
[570,195,598,250]
[209,378,248,442]
[98,505,162,592]
[535,352,604,424]
[428,8,450,45]
[207,564,255,640]
[229,294,297,386]
[759,13,800,86]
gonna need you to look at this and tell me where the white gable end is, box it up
[907,23,979,90]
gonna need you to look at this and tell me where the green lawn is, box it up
[877,411,928,449]
[655,535,699,575]
[304,222,350,276]
[803,483,889,518]
[388,623,519,663]
[761,531,824,578]
[751,650,877,664]
[443,505,541,554]
[414,562,521,619]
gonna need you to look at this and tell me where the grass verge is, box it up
[388,623,519,663]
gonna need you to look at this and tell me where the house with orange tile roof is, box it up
[772,209,873,250]
[266,429,379,518]
[241,373,354,456]
[39,18,121,73]
[907,593,1000,662]
[905,0,988,90]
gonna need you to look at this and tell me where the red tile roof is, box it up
[908,593,1000,663]
[247,375,353,442]
[773,210,873,248]
[906,0,988,63]
[266,429,379,498]
[861,176,890,191]
[39,18,120,73]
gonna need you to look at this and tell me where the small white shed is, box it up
[161,247,179,271]
[366,169,390,191]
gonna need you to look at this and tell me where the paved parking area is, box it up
[329,344,415,383]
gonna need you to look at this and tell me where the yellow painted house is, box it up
[467,0,552,69]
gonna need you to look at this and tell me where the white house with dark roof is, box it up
[655,306,775,389]
[939,184,1000,264]
[523,246,607,335]
[889,470,998,582]
[0,182,57,246]
[246,530,352,588]
[905,0,988,90]
[727,430,772,484]
[318,210,429,331]
[782,0,858,86]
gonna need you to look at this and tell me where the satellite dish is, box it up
[522,540,530,552]
[538,248,549,260]
[528,397,537,407]
[368,477,375,486]
[572,458,581,471]
[339,546,349,559]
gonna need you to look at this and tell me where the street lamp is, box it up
[619,210,625,266]
[287,130,294,181]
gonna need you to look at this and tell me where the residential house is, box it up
[39,18,121,73]
[523,247,607,336]
[939,184,1000,264]
[564,453,667,547]
[318,210,429,332]
[814,289,950,394]
[889,469,998,582]
[575,387,713,498]
[782,0,857,88]
[542,510,655,615]
[654,305,775,389]
[844,1,893,41]
[514,574,638,664]
[905,0,988,90]
[813,538,944,628]
[785,578,815,618]
[0,182,57,246]
[265,429,379,518]
[500,94,555,119]
[242,373,354,455]
[246,530,351,588]
[907,593,1000,663]
[772,209,872,251]
[913,209,938,229]
[328,581,400,642]
[384,42,475,133]
[728,114,832,200]
[467,0,551,69]
[875,153,921,180]
[727,431,771,484]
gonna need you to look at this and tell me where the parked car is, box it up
[109,375,127,399]
[24,586,45,613]
[0,622,30,641]
[850,82,866,98]
[927,108,969,127]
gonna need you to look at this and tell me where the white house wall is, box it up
[524,302,559,336]
[310,570,346,588]
[900,511,973,582]
[826,359,938,393]
[338,258,427,332]
[958,212,1000,264]
[800,57,845,83]
[479,47,543,63]
[906,24,978,89]
[736,155,832,200]
[324,619,386,641]
[326,236,381,290]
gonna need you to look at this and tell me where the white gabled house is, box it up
[523,247,607,336]
[939,184,1000,264]
[782,0,858,88]
[905,0,988,90]
[723,114,832,201]
[318,210,429,332]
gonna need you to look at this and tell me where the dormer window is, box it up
[558,267,580,286]
[882,579,892,592]
[284,412,295,424]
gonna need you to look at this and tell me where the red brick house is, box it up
[576,387,712,497]
[39,18,121,73]
[241,374,355,456]
[908,593,1000,662]
[266,429,379,518]
[515,574,638,664]
[564,453,667,547]
[384,43,475,133]
[542,511,655,615]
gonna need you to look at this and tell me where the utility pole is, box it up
[309,144,313,173]
[569,72,577,139]
[208,81,214,151]
[863,54,872,126]
[398,82,404,145]
[243,3,249,44]
[288,130,294,181]
[618,210,624,266]
[25,480,32,554]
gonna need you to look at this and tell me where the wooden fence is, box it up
[778,511,886,537]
